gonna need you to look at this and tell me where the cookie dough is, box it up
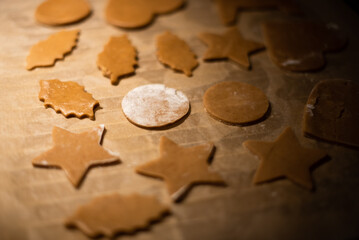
[26,30,79,70]
[35,0,91,25]
[243,127,327,189]
[203,81,269,124]
[156,31,198,76]
[303,79,359,148]
[136,136,225,201]
[106,0,184,28]
[121,84,190,128]
[199,27,265,69]
[32,125,119,187]
[262,20,347,71]
[65,193,169,237]
[215,0,301,25]
[97,35,137,85]
[39,79,99,119]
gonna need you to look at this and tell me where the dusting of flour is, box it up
[121,84,189,127]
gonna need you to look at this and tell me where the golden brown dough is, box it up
[35,0,91,25]
[106,0,184,28]
[203,81,269,124]
[65,193,169,237]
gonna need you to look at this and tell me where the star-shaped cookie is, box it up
[32,125,119,187]
[243,127,327,189]
[136,136,225,201]
[198,27,265,69]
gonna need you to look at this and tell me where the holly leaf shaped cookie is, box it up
[97,35,137,85]
[65,193,169,237]
[156,31,198,76]
[26,30,79,70]
[39,79,99,119]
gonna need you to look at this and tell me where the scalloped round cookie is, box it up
[122,84,189,128]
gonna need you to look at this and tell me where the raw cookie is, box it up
[156,31,198,76]
[243,127,327,189]
[303,79,359,148]
[216,0,301,25]
[121,84,189,128]
[106,0,184,28]
[39,79,99,119]
[26,30,79,70]
[35,0,91,25]
[32,125,119,187]
[262,20,347,71]
[203,81,269,124]
[136,136,225,202]
[97,35,137,85]
[65,193,169,237]
[199,27,265,69]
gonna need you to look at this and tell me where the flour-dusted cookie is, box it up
[32,125,119,187]
[199,27,265,69]
[136,136,225,202]
[215,0,301,25]
[156,31,198,77]
[303,79,359,148]
[39,79,99,119]
[262,20,347,72]
[243,127,327,190]
[122,84,189,128]
[203,81,269,125]
[35,0,91,25]
[97,35,137,85]
[65,193,169,237]
[26,30,79,70]
[106,0,184,28]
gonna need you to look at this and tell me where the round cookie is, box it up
[203,81,269,124]
[35,0,91,25]
[122,84,189,128]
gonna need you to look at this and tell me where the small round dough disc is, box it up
[35,0,91,25]
[122,84,190,128]
[203,81,269,124]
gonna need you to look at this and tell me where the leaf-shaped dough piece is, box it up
[106,0,184,28]
[65,193,170,237]
[97,35,137,85]
[26,30,79,70]
[156,31,198,76]
[35,0,91,25]
[39,79,99,119]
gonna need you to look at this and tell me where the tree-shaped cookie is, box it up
[97,35,137,85]
[65,193,169,237]
[106,0,184,28]
[32,125,119,187]
[26,30,79,70]
[156,31,198,76]
[39,79,99,119]
[199,27,265,69]
[136,136,225,201]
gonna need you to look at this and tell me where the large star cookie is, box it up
[199,27,265,69]
[32,125,119,187]
[243,127,327,189]
[136,136,225,201]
